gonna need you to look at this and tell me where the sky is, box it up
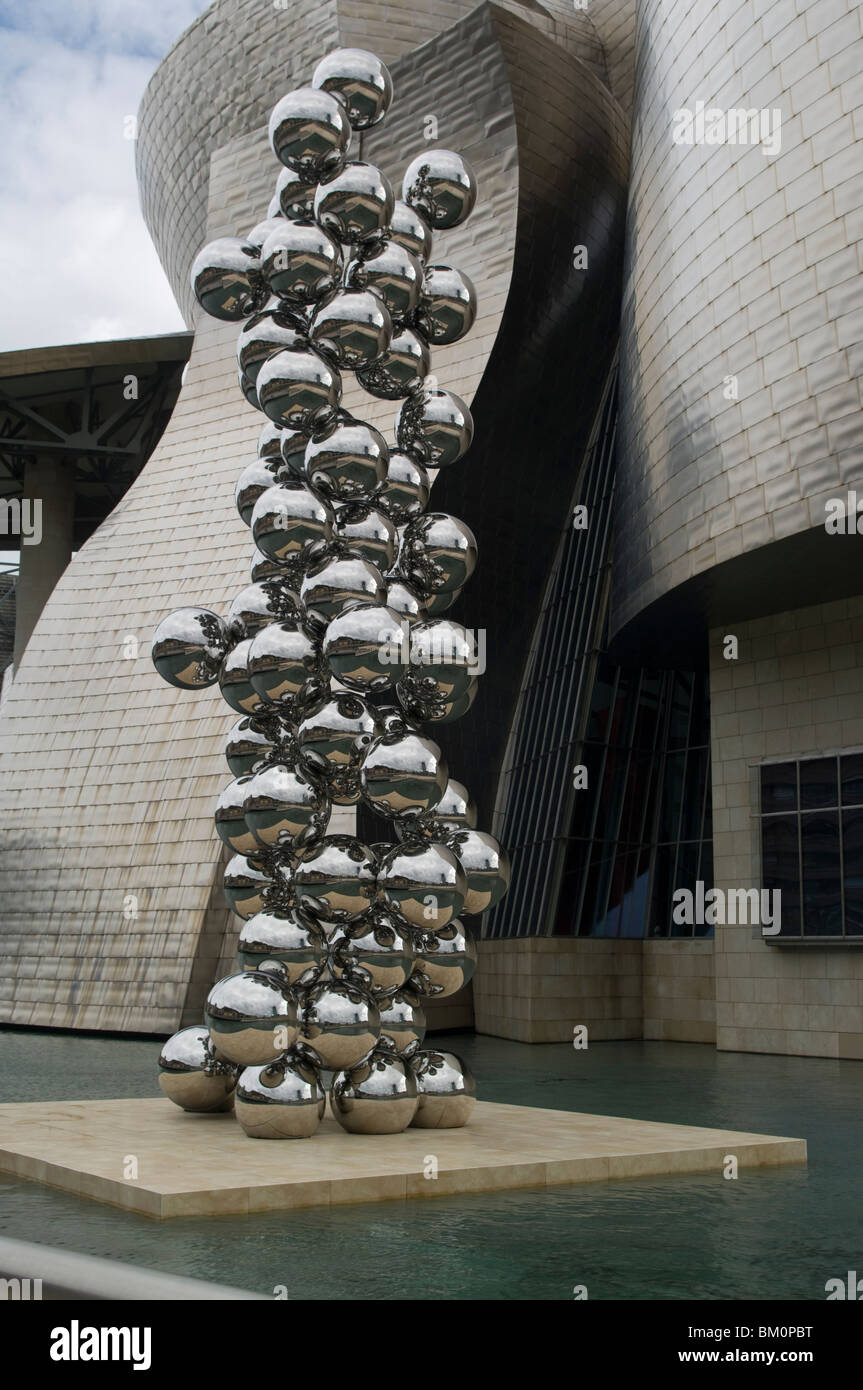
[0,0,211,352]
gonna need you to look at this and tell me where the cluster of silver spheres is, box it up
[153,47,509,1139]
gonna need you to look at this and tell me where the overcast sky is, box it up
[0,0,210,352]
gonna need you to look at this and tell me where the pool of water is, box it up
[0,1028,860,1300]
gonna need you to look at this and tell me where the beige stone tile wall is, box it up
[710,597,863,1058]
[642,939,716,1043]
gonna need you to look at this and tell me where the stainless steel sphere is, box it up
[378,985,426,1051]
[248,621,325,709]
[268,86,350,181]
[323,602,407,693]
[386,577,425,623]
[238,366,261,411]
[409,1049,476,1128]
[300,978,380,1069]
[243,761,330,850]
[256,346,342,433]
[414,920,477,994]
[190,236,263,321]
[237,305,306,382]
[267,194,284,220]
[275,165,318,220]
[402,149,477,229]
[396,777,477,840]
[235,458,281,527]
[297,691,380,789]
[223,853,273,920]
[250,548,292,584]
[227,579,301,638]
[258,420,286,461]
[360,729,447,819]
[346,242,423,320]
[246,217,291,253]
[152,606,230,690]
[418,263,477,344]
[374,450,430,523]
[314,162,394,244]
[308,289,392,370]
[238,909,327,982]
[388,199,433,261]
[251,481,335,565]
[450,830,511,914]
[378,841,466,929]
[304,420,388,501]
[334,907,416,990]
[215,775,258,857]
[294,835,377,925]
[225,715,275,777]
[395,389,473,467]
[401,512,477,594]
[158,1025,236,1113]
[335,503,397,571]
[311,48,393,130]
[205,971,298,1068]
[398,619,480,720]
[301,553,384,627]
[356,327,430,400]
[219,637,261,715]
[331,1049,418,1133]
[260,220,342,305]
[235,1054,326,1139]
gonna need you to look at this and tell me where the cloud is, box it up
[0,1,209,351]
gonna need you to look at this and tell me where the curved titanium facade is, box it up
[0,0,631,1031]
[612,0,863,658]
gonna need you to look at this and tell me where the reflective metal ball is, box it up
[256,346,342,432]
[219,637,261,715]
[311,48,393,130]
[226,715,275,777]
[308,289,392,370]
[223,853,273,920]
[243,761,330,850]
[158,1025,237,1113]
[268,86,350,181]
[275,165,318,220]
[388,199,433,261]
[235,1054,326,1138]
[331,1049,418,1133]
[401,513,477,594]
[418,263,477,344]
[300,978,380,1069]
[334,907,416,990]
[395,389,473,467]
[227,579,301,637]
[346,242,423,320]
[238,908,327,981]
[237,305,306,382]
[414,919,477,994]
[378,985,426,1051]
[190,236,263,321]
[374,450,430,523]
[248,620,325,710]
[314,162,394,244]
[301,552,384,627]
[205,970,298,1067]
[323,602,407,693]
[152,607,230,690]
[235,458,281,526]
[334,503,397,571]
[356,327,430,400]
[260,220,342,305]
[378,841,466,929]
[251,481,334,565]
[402,149,477,229]
[304,419,388,501]
[294,835,378,924]
[450,830,511,914]
[361,729,448,819]
[215,775,258,856]
[409,1049,476,1128]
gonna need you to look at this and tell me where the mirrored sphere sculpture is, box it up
[155,45,510,1145]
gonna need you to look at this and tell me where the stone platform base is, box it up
[0,1099,806,1219]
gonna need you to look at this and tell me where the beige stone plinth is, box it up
[0,1099,806,1219]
